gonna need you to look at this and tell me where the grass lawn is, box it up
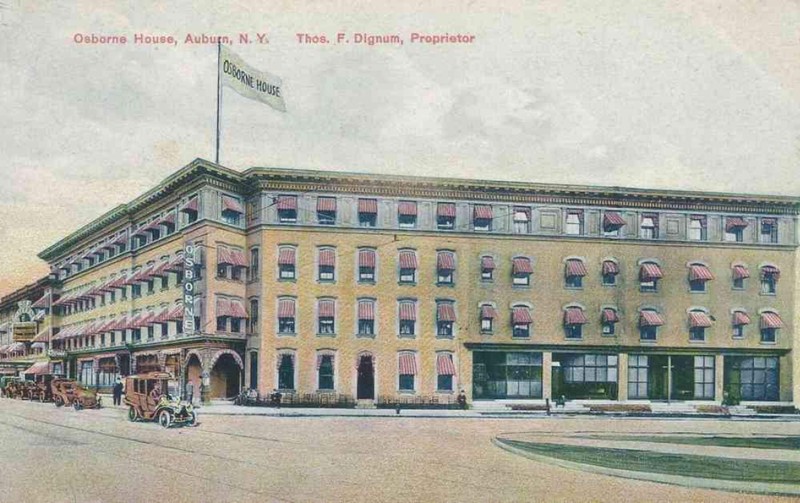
[497,438,800,483]
[578,434,800,450]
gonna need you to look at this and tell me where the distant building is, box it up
[1,158,797,406]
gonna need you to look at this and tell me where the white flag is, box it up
[219,45,286,112]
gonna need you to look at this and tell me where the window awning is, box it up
[437,203,456,218]
[136,311,156,328]
[358,301,375,320]
[160,213,176,227]
[437,303,456,322]
[640,263,663,281]
[732,311,751,326]
[513,208,530,222]
[399,251,417,269]
[602,260,619,275]
[216,298,232,318]
[761,265,780,279]
[358,249,376,268]
[689,311,713,328]
[690,214,708,226]
[180,197,199,213]
[228,249,248,267]
[481,256,495,270]
[437,252,455,271]
[474,205,493,220]
[398,201,417,216]
[278,299,295,318]
[31,329,49,343]
[399,302,416,321]
[689,264,714,281]
[222,195,244,214]
[358,198,377,214]
[603,211,626,229]
[152,307,171,324]
[565,259,587,277]
[732,265,750,280]
[318,249,336,267]
[481,305,497,319]
[317,196,337,212]
[512,307,532,324]
[112,316,129,332]
[229,299,248,319]
[217,247,233,266]
[436,353,456,376]
[276,195,297,210]
[23,362,49,376]
[760,312,783,329]
[512,257,532,275]
[318,300,335,318]
[639,311,665,327]
[564,307,588,325]
[167,304,184,321]
[32,294,49,309]
[725,216,748,232]
[398,353,417,375]
[278,248,296,265]
[602,308,619,323]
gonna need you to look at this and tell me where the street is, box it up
[0,399,795,502]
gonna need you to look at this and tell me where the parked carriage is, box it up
[0,376,23,398]
[124,372,197,428]
[50,378,101,410]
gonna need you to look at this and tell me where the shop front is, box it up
[472,351,543,400]
[552,353,618,400]
[627,354,715,401]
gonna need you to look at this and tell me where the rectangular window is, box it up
[761,327,776,343]
[217,264,228,279]
[437,203,456,230]
[231,318,242,333]
[437,374,453,392]
[733,277,745,290]
[689,327,705,342]
[359,212,377,227]
[131,284,142,299]
[277,196,298,223]
[565,324,582,339]
[216,317,227,332]
[358,319,374,336]
[513,208,530,234]
[399,374,415,391]
[318,356,334,390]
[602,273,616,286]
[761,276,777,295]
[358,199,378,227]
[565,275,582,288]
[278,317,295,334]
[438,321,453,337]
[221,212,240,226]
[481,268,493,281]
[249,249,260,281]
[359,266,375,282]
[278,209,297,223]
[512,274,530,286]
[640,326,657,341]
[640,279,658,292]
[565,211,583,235]
[319,266,334,282]
[689,217,707,241]
[689,279,706,292]
[694,356,715,399]
[513,324,530,338]
[279,264,295,280]
[761,219,778,244]
[725,229,744,242]
[602,322,615,335]
[399,320,415,336]
[481,318,493,333]
[732,325,744,338]
[319,317,334,334]
[231,267,242,282]
[399,269,416,284]
[640,216,658,239]
[398,214,416,228]
[438,269,453,285]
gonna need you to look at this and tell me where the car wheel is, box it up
[158,409,172,428]
[54,396,63,407]
[188,411,198,426]
[73,401,81,411]
[127,406,138,422]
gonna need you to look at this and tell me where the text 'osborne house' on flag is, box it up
[219,45,286,112]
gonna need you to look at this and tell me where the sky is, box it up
[1,0,799,298]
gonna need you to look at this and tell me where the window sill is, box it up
[316,333,337,337]
[511,285,531,289]
[276,332,297,337]
[355,333,376,339]
[277,278,297,283]
[639,289,658,294]
[688,290,708,294]
[688,339,707,344]
[564,337,583,341]
[317,280,337,285]
[397,334,416,339]
[759,292,777,297]
[436,335,455,340]
[480,331,493,336]
[564,286,583,291]
[357,280,376,285]
[397,282,417,286]
[397,389,417,395]
[759,341,778,346]
[601,283,617,287]
[436,282,455,288]
[511,336,531,340]
[639,339,658,344]
[601,333,617,337]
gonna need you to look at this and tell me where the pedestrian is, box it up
[112,377,123,406]
[457,389,467,410]
[186,380,194,405]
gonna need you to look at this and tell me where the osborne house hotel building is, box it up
[0,157,798,407]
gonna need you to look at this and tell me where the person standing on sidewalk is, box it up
[186,380,194,405]
[112,377,123,406]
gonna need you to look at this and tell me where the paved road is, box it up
[0,398,794,502]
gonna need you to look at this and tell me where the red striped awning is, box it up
[481,256,495,270]
[725,216,748,232]
[640,263,663,281]
[760,312,783,329]
[31,329,49,343]
[398,201,417,216]
[112,316,129,331]
[732,311,751,326]
[278,299,295,318]
[481,305,498,319]
[138,311,157,327]
[165,254,184,272]
[639,311,665,327]
[132,265,154,283]
[23,362,50,376]
[689,311,713,328]
[689,264,714,281]
[32,295,49,309]
[358,301,375,320]
[229,299,248,319]
[160,213,176,227]
[436,353,456,376]
[513,207,530,221]
[317,196,337,212]
[318,249,336,267]
[150,260,171,279]
[437,252,455,270]
[229,248,248,267]
[512,307,533,324]
[512,257,532,274]
[437,203,456,217]
[564,307,588,325]
[474,205,493,220]
[358,249,376,268]
[278,248,296,265]
[602,260,619,275]
[166,304,183,321]
[358,198,377,214]
[732,265,750,280]
[216,297,232,318]
[399,302,416,321]
[437,303,456,322]
[398,353,417,375]
[761,265,780,279]
[180,197,199,213]
[222,195,244,213]
[565,259,587,277]
[318,299,335,317]
[602,308,619,323]
[399,251,417,269]
[217,247,233,266]
[603,211,626,229]
[276,195,297,210]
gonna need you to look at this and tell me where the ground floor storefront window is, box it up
[627,354,714,400]
[96,357,118,387]
[724,356,779,401]
[79,360,94,386]
[552,353,618,399]
[473,351,542,399]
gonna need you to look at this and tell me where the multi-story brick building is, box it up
[1,158,798,406]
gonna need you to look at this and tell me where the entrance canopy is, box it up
[22,361,49,376]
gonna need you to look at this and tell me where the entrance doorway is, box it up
[357,355,374,399]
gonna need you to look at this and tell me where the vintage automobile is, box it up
[50,378,102,410]
[26,374,57,402]
[0,376,23,398]
[124,372,197,428]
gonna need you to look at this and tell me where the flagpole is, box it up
[215,41,222,164]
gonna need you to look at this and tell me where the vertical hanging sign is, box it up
[183,243,197,334]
